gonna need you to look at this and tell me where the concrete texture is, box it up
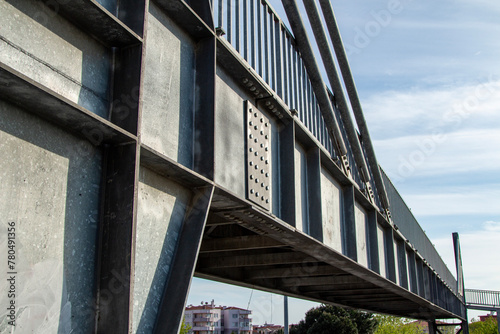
[0,0,111,118]
[294,142,308,234]
[320,167,342,252]
[214,67,247,198]
[0,100,101,333]
[141,2,195,168]
[354,202,368,267]
[377,224,387,278]
[133,167,191,334]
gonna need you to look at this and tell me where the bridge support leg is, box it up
[497,309,500,334]
[153,186,214,334]
[428,321,444,334]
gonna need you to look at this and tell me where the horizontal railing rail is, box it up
[466,289,500,308]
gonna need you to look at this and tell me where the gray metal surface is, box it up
[382,170,458,293]
[0,0,469,331]
[246,102,272,210]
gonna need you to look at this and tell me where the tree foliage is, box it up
[289,304,378,334]
[179,317,191,334]
[373,315,425,334]
[469,317,498,334]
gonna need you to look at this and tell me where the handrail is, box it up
[465,289,500,308]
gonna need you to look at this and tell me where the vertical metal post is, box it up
[243,0,248,60]
[96,143,139,333]
[496,309,499,334]
[367,210,380,274]
[307,147,322,242]
[235,0,240,51]
[264,5,270,83]
[227,0,232,43]
[257,0,263,75]
[193,37,216,179]
[269,13,276,91]
[275,19,283,97]
[385,227,396,283]
[342,185,357,261]
[279,121,296,226]
[428,321,438,334]
[218,0,223,29]
[250,0,256,67]
[284,296,289,334]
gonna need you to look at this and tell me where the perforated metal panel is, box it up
[246,102,271,210]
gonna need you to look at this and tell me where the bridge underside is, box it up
[0,0,468,332]
[195,187,458,320]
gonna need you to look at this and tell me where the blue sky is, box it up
[187,0,500,324]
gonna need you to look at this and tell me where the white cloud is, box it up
[432,221,500,292]
[364,79,500,141]
[375,128,500,181]
[402,186,500,216]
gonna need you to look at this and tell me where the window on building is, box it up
[232,314,238,318]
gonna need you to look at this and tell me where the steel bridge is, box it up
[0,0,471,333]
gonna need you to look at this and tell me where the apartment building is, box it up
[185,301,252,334]
[221,307,252,334]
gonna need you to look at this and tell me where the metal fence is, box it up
[466,289,500,308]
[382,169,458,293]
[213,0,336,156]
[213,0,457,295]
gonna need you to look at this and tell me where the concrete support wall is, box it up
[0,102,101,332]
[0,0,111,118]
[141,3,195,167]
[354,202,368,267]
[214,67,246,198]
[377,223,387,278]
[294,142,309,234]
[320,167,342,252]
[0,0,466,329]
[133,168,191,333]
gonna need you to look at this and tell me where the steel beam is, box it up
[199,235,284,253]
[342,185,357,261]
[280,121,297,226]
[154,186,214,334]
[246,265,345,280]
[317,0,391,210]
[197,251,317,269]
[306,146,323,241]
[280,0,348,161]
[301,0,371,182]
[96,143,139,333]
[193,37,216,179]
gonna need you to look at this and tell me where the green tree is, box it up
[179,317,191,334]
[373,315,425,334]
[469,317,498,334]
[289,304,378,334]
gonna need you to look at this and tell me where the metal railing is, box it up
[214,0,336,158]
[466,289,500,309]
[213,0,459,298]
[382,169,458,293]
